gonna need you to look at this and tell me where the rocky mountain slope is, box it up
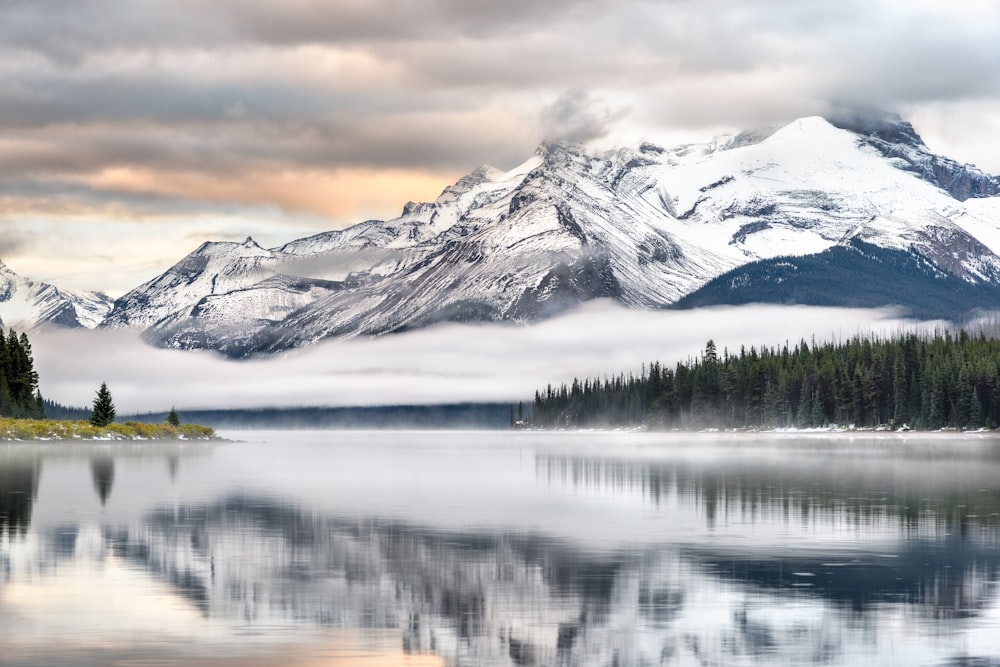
[0,261,113,330]
[100,113,1000,356]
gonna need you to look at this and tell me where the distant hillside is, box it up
[125,403,516,430]
[673,239,1000,319]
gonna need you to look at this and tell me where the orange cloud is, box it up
[0,195,143,220]
[82,166,460,223]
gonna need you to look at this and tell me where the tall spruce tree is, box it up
[89,382,116,427]
[166,406,181,427]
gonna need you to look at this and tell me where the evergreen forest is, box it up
[0,328,44,419]
[531,332,1000,431]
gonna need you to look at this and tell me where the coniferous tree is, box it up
[166,406,181,427]
[90,382,116,427]
[0,329,41,419]
[528,333,1000,432]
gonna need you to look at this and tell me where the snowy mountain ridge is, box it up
[94,113,1000,356]
[0,261,113,330]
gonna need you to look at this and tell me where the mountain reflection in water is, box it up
[2,432,1000,666]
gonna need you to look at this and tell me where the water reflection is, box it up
[0,455,40,538]
[89,455,115,506]
[101,499,1000,664]
[2,434,1000,666]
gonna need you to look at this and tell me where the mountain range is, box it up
[0,261,113,330]
[5,112,1000,356]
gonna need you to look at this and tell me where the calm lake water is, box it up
[3,430,1000,666]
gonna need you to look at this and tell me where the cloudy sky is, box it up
[2,0,1000,296]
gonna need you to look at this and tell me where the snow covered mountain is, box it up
[102,113,1000,356]
[0,261,113,330]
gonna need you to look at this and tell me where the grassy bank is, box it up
[0,417,216,441]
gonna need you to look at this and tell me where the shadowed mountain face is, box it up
[672,239,1000,318]
[91,113,1000,357]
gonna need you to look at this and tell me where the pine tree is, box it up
[89,382,116,427]
[166,406,181,427]
[796,384,812,428]
[528,331,1000,431]
[34,390,45,419]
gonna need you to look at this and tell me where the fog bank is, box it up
[32,302,939,413]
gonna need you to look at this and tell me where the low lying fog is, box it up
[32,301,940,413]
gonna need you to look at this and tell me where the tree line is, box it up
[0,329,44,419]
[0,329,188,429]
[531,332,1000,430]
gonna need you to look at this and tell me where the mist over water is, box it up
[3,431,1000,666]
[32,302,935,413]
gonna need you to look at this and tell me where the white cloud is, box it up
[32,302,938,413]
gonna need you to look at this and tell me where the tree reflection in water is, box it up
[90,456,115,506]
[0,457,40,538]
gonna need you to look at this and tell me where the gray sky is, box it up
[2,0,1000,295]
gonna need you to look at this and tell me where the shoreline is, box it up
[0,417,217,442]
[518,425,1000,439]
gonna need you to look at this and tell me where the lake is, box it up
[2,430,1000,666]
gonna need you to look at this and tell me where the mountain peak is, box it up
[825,108,926,149]
[0,262,113,329]
[724,126,780,150]
[99,108,1000,354]
[436,164,504,202]
[535,140,587,161]
[820,107,999,200]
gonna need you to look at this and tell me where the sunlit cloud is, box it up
[80,166,458,221]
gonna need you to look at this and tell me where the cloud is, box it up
[541,90,625,144]
[0,220,34,258]
[32,302,938,414]
[0,0,614,60]
[1,0,1000,293]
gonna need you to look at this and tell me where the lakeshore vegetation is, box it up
[0,328,215,441]
[0,417,215,441]
[531,332,1000,431]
